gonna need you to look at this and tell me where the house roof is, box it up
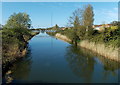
[93,25,102,27]
[93,24,112,28]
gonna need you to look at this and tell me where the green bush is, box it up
[2,27,33,64]
[56,26,119,48]
[89,27,120,48]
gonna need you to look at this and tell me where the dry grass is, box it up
[78,40,119,62]
[55,33,71,42]
[55,33,119,62]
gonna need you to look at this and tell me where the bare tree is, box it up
[68,8,83,27]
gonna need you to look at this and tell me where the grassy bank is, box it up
[78,40,119,62]
[54,33,119,62]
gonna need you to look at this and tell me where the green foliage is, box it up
[110,21,120,26]
[46,31,57,36]
[89,27,120,48]
[63,4,119,48]
[76,26,86,40]
[55,24,59,29]
[2,28,32,63]
[4,12,31,29]
[2,13,34,65]
[67,9,83,45]
[65,4,94,45]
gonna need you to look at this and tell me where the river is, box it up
[4,32,120,83]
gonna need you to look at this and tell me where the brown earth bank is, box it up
[55,33,120,62]
[2,31,39,76]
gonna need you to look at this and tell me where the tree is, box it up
[68,8,83,46]
[83,4,94,28]
[110,21,120,26]
[68,8,83,27]
[2,13,32,65]
[66,4,94,43]
[54,24,59,30]
[83,4,94,38]
[0,24,2,29]
[4,12,31,29]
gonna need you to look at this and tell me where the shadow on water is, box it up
[3,44,32,83]
[65,45,95,83]
[11,47,32,80]
[65,45,120,83]
[3,32,120,83]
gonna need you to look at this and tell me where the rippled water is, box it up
[4,32,120,83]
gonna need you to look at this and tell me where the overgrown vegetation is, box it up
[55,4,119,48]
[58,26,119,48]
[89,27,120,48]
[2,12,39,65]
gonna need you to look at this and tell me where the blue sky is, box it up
[2,2,118,28]
[2,0,119,2]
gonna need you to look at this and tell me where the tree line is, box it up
[56,4,119,48]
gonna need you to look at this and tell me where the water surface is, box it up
[8,32,120,83]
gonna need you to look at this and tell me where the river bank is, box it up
[2,31,39,77]
[55,33,119,62]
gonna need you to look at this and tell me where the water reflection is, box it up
[65,45,120,83]
[65,45,95,83]
[96,55,120,71]
[10,45,32,81]
[3,32,120,83]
